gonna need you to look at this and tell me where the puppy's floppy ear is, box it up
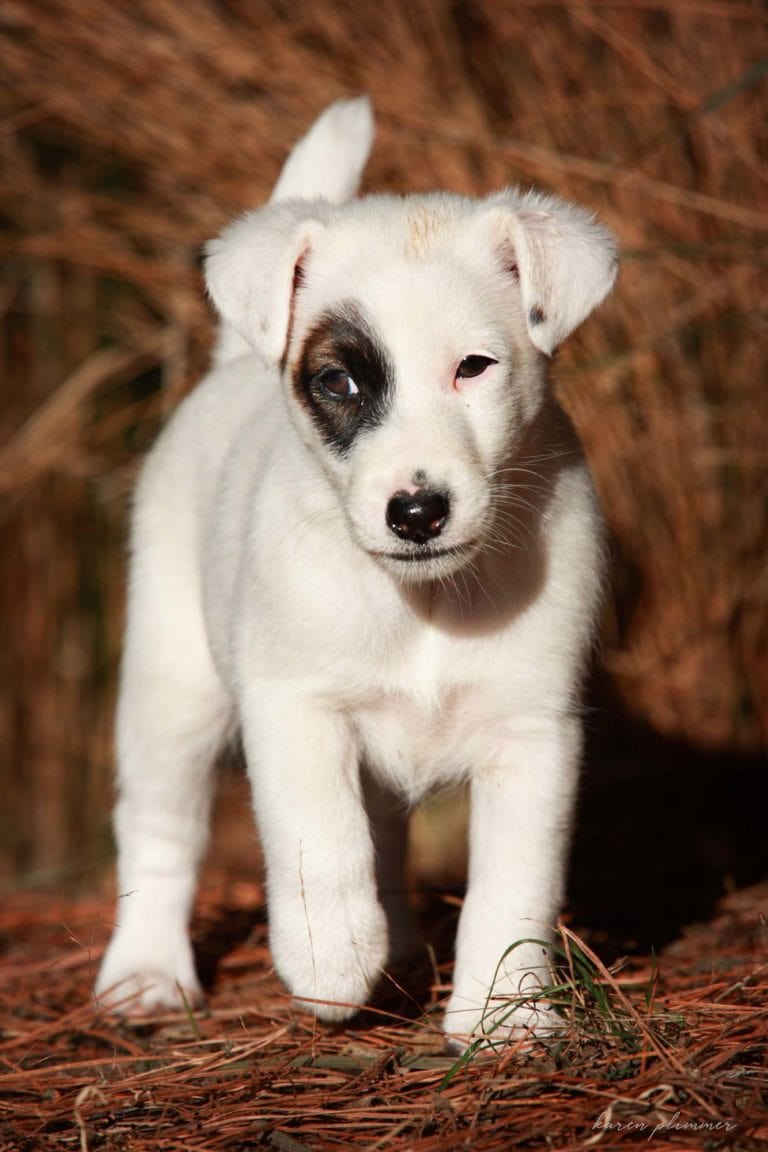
[485,190,618,356]
[204,200,331,365]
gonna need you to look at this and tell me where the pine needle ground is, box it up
[0,880,765,1151]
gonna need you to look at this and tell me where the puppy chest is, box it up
[351,688,478,797]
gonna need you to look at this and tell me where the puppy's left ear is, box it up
[204,200,331,365]
[485,190,618,356]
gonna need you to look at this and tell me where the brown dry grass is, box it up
[3,1,767,882]
[2,1,767,880]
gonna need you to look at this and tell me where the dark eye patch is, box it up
[293,302,394,455]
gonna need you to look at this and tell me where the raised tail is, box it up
[270,97,374,204]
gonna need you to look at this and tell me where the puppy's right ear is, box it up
[484,190,617,356]
[204,201,331,365]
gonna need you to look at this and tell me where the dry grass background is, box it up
[1,2,767,1148]
[1,0,767,883]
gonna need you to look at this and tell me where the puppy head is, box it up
[205,190,617,582]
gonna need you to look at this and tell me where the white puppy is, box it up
[95,98,617,1048]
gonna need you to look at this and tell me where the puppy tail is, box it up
[270,97,374,205]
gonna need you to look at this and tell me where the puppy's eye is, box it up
[314,367,360,401]
[456,355,498,379]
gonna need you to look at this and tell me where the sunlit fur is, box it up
[96,98,617,1048]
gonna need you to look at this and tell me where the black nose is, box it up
[386,488,450,544]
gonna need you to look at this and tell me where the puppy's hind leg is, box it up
[362,771,417,965]
[95,548,232,1016]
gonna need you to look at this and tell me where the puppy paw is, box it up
[270,893,388,1021]
[95,934,202,1017]
[443,994,563,1053]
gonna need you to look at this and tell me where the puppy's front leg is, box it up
[242,695,388,1021]
[445,718,581,1048]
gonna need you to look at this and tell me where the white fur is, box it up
[95,98,617,1048]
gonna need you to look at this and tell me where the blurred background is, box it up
[1,1,766,942]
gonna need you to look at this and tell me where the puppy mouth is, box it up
[372,539,479,564]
